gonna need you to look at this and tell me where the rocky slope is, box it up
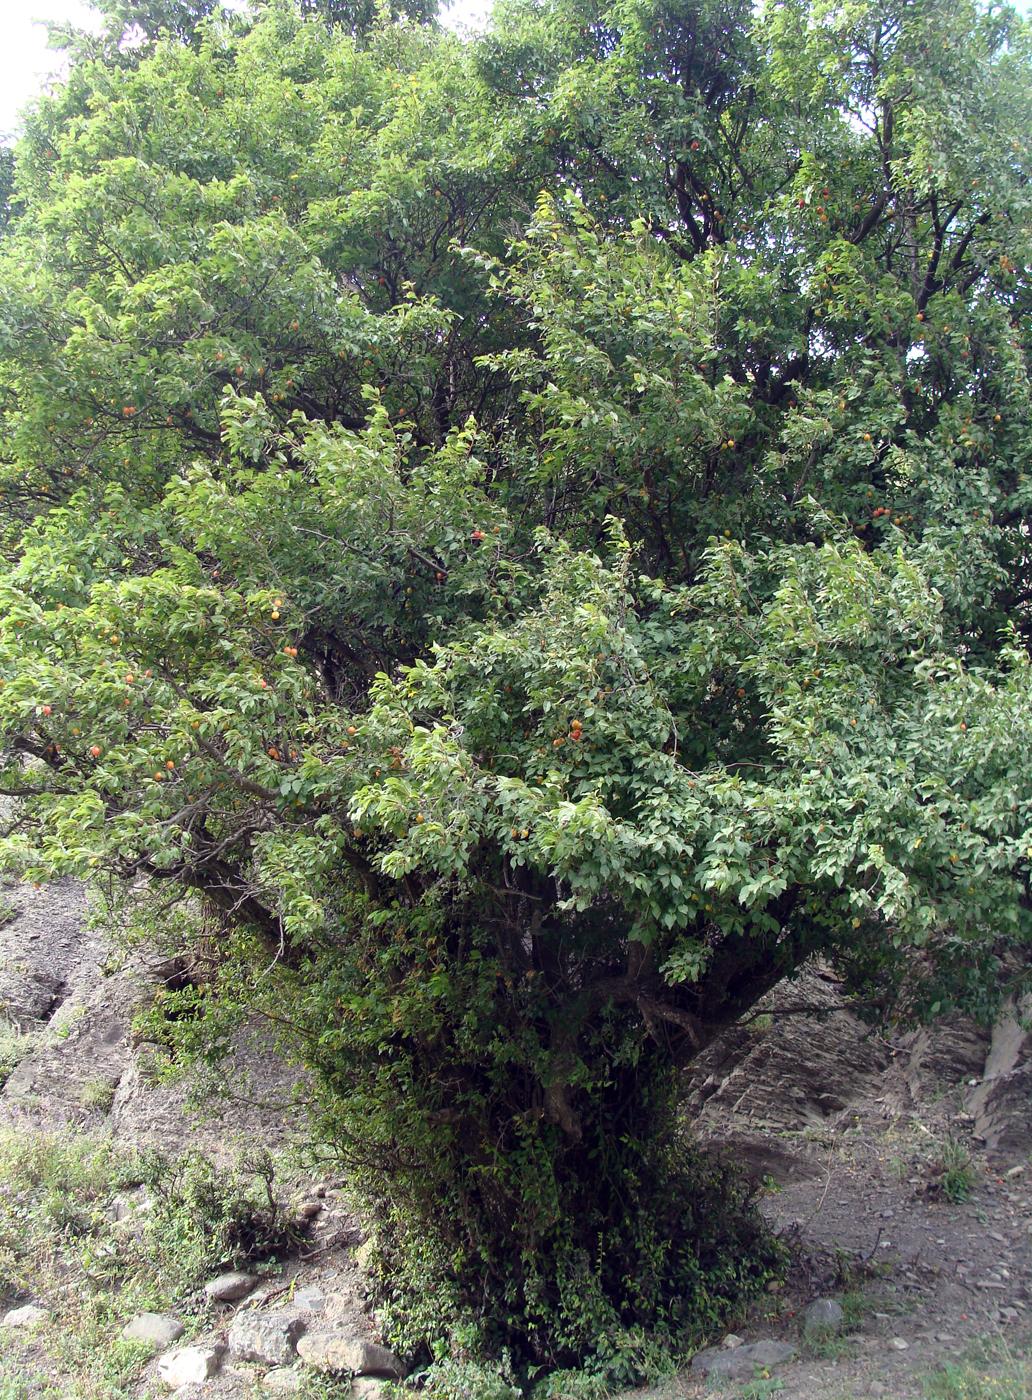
[0,879,305,1153]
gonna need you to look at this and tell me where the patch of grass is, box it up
[35,1319,154,1398]
[838,1288,873,1328]
[808,1286,887,1337]
[734,1380,785,1400]
[532,1372,622,1399]
[888,1153,911,1184]
[937,1137,977,1204]
[292,1378,354,1400]
[291,1382,413,1400]
[0,1359,63,1400]
[318,1382,414,1400]
[80,1077,117,1114]
[799,1331,855,1361]
[921,1334,1031,1399]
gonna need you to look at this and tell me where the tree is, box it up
[0,149,15,235]
[298,0,441,32]
[91,0,224,47]
[0,0,1029,1390]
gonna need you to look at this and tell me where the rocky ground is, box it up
[1,879,1030,1399]
[668,969,1032,1399]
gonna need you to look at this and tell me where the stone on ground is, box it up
[295,1333,404,1378]
[228,1311,306,1366]
[1,1303,47,1328]
[690,1338,796,1379]
[349,1380,390,1399]
[204,1271,258,1303]
[121,1312,184,1349]
[803,1297,845,1339]
[157,1346,224,1387]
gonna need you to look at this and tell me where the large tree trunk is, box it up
[295,894,796,1379]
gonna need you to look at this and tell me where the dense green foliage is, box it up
[0,0,1029,1388]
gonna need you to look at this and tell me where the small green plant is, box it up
[80,1077,117,1114]
[736,1378,786,1399]
[49,1005,85,1042]
[887,1153,910,1184]
[415,1358,523,1399]
[293,1375,362,1400]
[290,1377,376,1400]
[830,1247,871,1292]
[930,1138,977,1204]
[800,1330,854,1361]
[839,1289,874,1329]
[134,1044,172,1086]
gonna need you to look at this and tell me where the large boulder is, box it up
[157,1346,224,1388]
[121,1312,185,1349]
[228,1311,306,1367]
[295,1333,404,1379]
[690,1339,797,1380]
[803,1298,845,1340]
[204,1271,258,1303]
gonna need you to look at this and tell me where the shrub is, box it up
[925,1137,978,1204]
[137,1146,299,1291]
[0,1130,300,1303]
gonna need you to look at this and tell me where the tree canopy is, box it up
[0,0,1029,1390]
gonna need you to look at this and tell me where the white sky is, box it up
[0,0,492,140]
[0,0,98,138]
